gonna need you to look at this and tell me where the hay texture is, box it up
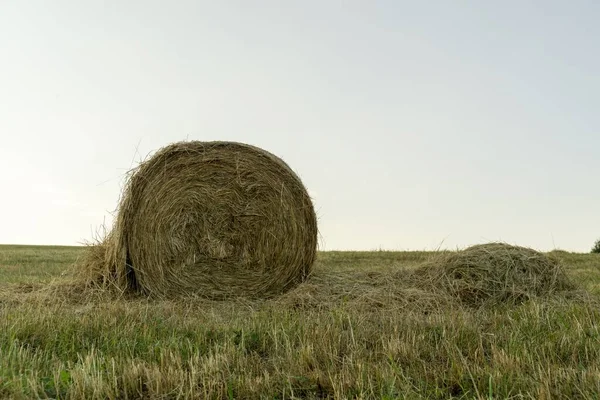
[86,141,318,298]
[411,243,577,308]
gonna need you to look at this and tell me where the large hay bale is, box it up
[411,243,577,307]
[85,141,318,298]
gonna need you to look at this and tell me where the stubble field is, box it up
[0,245,599,399]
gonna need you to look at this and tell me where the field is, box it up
[0,245,599,399]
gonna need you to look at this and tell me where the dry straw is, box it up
[80,141,318,299]
[410,243,578,308]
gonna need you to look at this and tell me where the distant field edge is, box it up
[0,244,84,250]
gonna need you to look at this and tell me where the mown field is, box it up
[0,245,599,399]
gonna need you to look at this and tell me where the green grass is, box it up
[0,246,599,399]
[0,245,81,284]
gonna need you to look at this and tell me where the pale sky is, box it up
[1,1,599,252]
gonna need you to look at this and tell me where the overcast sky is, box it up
[1,1,599,252]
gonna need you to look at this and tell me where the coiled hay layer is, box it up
[94,141,318,298]
[411,243,577,308]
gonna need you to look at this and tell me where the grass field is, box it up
[0,245,599,399]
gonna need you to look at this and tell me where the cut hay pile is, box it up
[81,141,318,299]
[410,243,578,308]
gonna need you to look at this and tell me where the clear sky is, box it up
[1,1,599,252]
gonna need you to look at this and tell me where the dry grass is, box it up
[77,141,318,299]
[410,243,582,308]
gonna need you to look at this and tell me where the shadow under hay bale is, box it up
[79,141,318,299]
[409,243,579,308]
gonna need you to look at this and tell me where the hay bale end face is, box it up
[413,243,577,307]
[88,141,318,298]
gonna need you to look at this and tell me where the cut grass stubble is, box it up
[1,247,599,399]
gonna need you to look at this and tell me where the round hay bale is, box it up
[411,243,577,307]
[88,141,318,298]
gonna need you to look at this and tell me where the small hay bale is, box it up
[84,141,318,298]
[411,243,578,307]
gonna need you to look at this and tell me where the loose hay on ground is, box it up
[276,267,455,313]
[409,243,579,308]
[78,141,318,299]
